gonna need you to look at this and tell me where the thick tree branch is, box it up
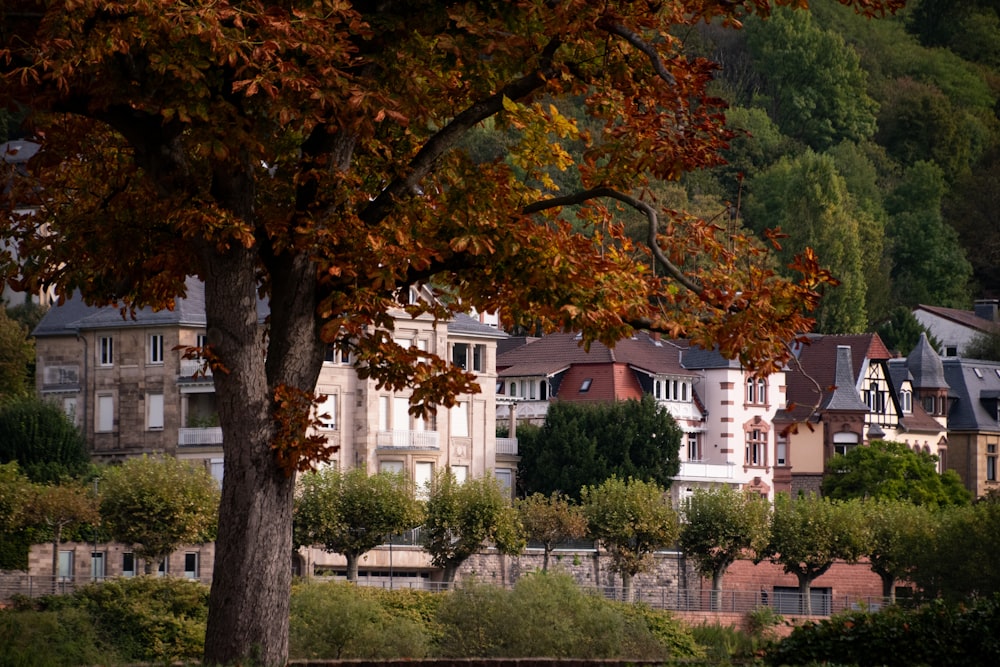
[523,186,704,296]
[596,19,676,87]
[359,37,562,226]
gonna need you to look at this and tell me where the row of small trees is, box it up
[1,456,219,579]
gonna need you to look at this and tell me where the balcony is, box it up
[178,427,223,447]
[496,437,518,456]
[674,461,737,481]
[376,430,440,450]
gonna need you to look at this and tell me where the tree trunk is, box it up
[50,527,61,594]
[797,574,813,616]
[442,562,459,586]
[622,571,633,603]
[542,546,551,572]
[881,573,896,603]
[346,553,360,583]
[201,244,324,667]
[710,570,723,611]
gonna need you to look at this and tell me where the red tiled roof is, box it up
[556,363,644,402]
[497,331,693,378]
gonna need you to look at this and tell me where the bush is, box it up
[691,622,759,663]
[71,576,209,663]
[289,582,431,659]
[435,572,698,659]
[0,607,107,667]
[767,596,1000,666]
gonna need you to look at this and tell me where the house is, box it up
[32,281,511,493]
[940,356,1000,498]
[774,333,948,496]
[495,332,784,501]
[913,301,1000,357]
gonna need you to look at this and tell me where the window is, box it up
[452,343,469,370]
[495,468,513,494]
[379,396,390,432]
[509,381,517,397]
[946,346,958,357]
[158,558,168,577]
[380,460,404,475]
[323,344,336,363]
[58,550,74,581]
[196,333,208,357]
[122,552,135,578]
[210,458,224,486]
[184,553,199,580]
[451,465,468,484]
[473,344,485,372]
[776,437,787,467]
[580,378,593,393]
[745,428,767,467]
[99,336,114,366]
[746,377,766,404]
[687,432,702,461]
[149,334,164,364]
[989,444,997,482]
[451,401,469,437]
[924,396,935,414]
[317,394,337,429]
[900,389,912,414]
[147,393,164,430]
[90,552,105,581]
[63,397,79,425]
[834,432,859,457]
[97,394,114,432]
[415,462,433,499]
[393,396,410,431]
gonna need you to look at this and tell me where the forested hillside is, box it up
[691,0,1000,333]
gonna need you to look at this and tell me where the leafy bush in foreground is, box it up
[768,596,1000,666]
[0,607,105,667]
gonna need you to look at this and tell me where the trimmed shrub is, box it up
[290,582,431,659]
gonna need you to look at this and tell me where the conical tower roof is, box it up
[906,333,947,390]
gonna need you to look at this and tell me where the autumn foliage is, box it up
[0,1,903,664]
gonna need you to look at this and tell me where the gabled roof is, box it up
[915,304,999,335]
[943,358,1000,433]
[33,277,208,336]
[780,333,891,421]
[496,331,694,379]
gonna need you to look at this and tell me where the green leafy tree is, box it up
[0,307,34,398]
[744,150,868,333]
[581,476,679,601]
[519,395,683,499]
[99,456,220,574]
[679,486,771,609]
[26,481,100,589]
[875,306,941,357]
[293,467,423,582]
[885,161,972,309]
[766,494,869,615]
[963,330,1000,362]
[745,7,878,150]
[422,472,524,585]
[0,461,31,533]
[821,440,971,507]
[516,492,588,572]
[863,499,934,601]
[0,397,89,483]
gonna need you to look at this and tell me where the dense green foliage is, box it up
[0,397,89,484]
[293,467,423,581]
[99,456,220,573]
[2,574,702,663]
[518,396,683,499]
[821,440,971,506]
[767,596,1000,666]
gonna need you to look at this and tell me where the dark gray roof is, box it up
[34,278,206,336]
[907,333,948,390]
[823,346,870,412]
[446,313,508,339]
[942,358,1000,433]
[680,345,740,370]
[886,359,912,393]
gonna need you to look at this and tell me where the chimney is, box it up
[974,299,999,322]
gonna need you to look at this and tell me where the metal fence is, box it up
[1,571,897,618]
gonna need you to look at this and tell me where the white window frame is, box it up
[317,394,337,430]
[450,401,469,437]
[149,334,164,365]
[98,336,114,367]
[184,552,199,580]
[745,428,767,467]
[97,394,114,433]
[147,392,164,430]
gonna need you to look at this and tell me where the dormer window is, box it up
[900,389,912,414]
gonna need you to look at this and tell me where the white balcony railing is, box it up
[675,461,737,481]
[179,359,213,378]
[178,427,224,447]
[496,437,518,456]
[376,430,440,449]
